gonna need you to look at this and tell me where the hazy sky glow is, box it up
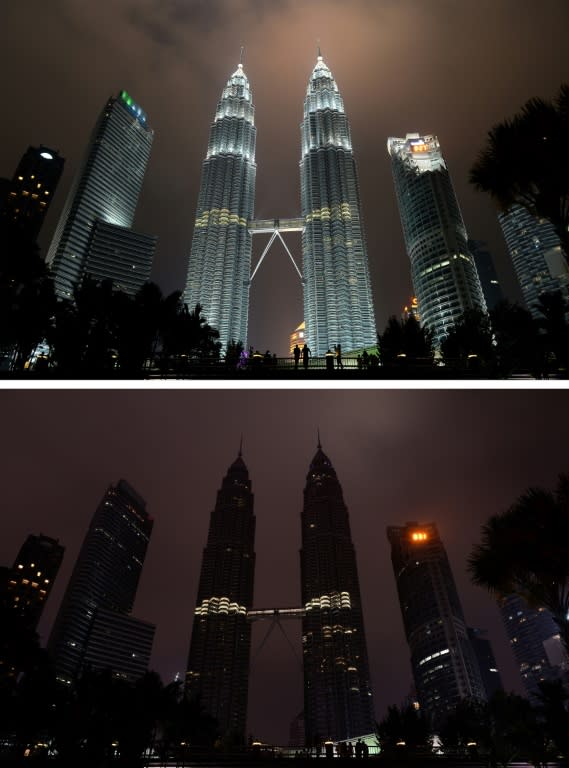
[1,389,568,742]
[2,0,569,353]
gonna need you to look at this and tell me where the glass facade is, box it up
[186,450,256,741]
[498,204,569,319]
[48,480,154,685]
[301,443,375,743]
[47,91,154,298]
[387,523,486,728]
[301,56,376,355]
[184,62,256,352]
[388,134,486,348]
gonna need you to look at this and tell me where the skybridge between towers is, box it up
[248,218,304,283]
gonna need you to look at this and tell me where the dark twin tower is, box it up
[186,443,375,744]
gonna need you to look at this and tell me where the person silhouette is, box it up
[293,344,301,370]
[302,344,311,370]
[335,343,344,370]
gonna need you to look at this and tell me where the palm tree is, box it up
[468,474,569,655]
[470,84,569,258]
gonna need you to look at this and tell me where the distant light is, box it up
[411,531,428,541]
[40,152,53,160]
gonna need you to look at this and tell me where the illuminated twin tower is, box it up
[184,53,377,355]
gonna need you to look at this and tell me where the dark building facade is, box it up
[499,594,569,705]
[48,479,154,685]
[467,627,503,700]
[4,533,64,629]
[387,522,486,728]
[467,239,504,311]
[186,449,256,741]
[300,443,375,744]
[47,91,154,298]
[1,146,64,240]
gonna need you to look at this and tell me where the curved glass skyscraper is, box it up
[184,61,256,351]
[300,55,376,355]
[301,442,375,743]
[388,134,486,348]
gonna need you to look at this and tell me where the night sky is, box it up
[1,390,568,742]
[2,1,569,354]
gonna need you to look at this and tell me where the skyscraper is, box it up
[301,54,376,355]
[498,204,569,319]
[4,533,64,629]
[499,594,569,705]
[184,59,256,352]
[467,627,503,700]
[300,442,374,743]
[467,239,504,311]
[387,523,486,727]
[47,91,154,298]
[48,479,154,685]
[186,448,256,741]
[388,134,487,348]
[1,146,64,240]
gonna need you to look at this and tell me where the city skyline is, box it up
[0,390,567,743]
[2,0,568,353]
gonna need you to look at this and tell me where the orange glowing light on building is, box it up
[411,531,428,542]
[411,144,428,153]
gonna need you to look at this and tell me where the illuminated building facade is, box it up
[300,442,375,743]
[388,134,486,348]
[498,204,569,319]
[301,54,376,355]
[186,448,256,741]
[184,60,256,352]
[4,534,64,629]
[387,522,486,727]
[290,321,306,354]
[48,480,154,685]
[1,146,64,240]
[499,594,569,706]
[47,91,154,298]
[84,219,157,295]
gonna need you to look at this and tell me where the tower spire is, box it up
[317,427,321,449]
[317,38,321,59]
[240,46,245,66]
[239,433,243,457]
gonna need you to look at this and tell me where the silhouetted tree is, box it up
[489,300,543,377]
[469,474,569,655]
[379,315,433,365]
[470,83,569,258]
[377,704,429,752]
[534,290,569,371]
[536,679,569,757]
[0,220,57,370]
[440,308,494,367]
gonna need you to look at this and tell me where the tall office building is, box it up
[467,240,504,311]
[186,448,256,741]
[467,627,503,700]
[387,523,486,727]
[499,594,569,706]
[4,534,64,629]
[498,204,569,319]
[388,134,487,348]
[300,442,374,743]
[48,479,154,685]
[47,90,154,299]
[1,146,64,240]
[84,219,157,295]
[184,59,256,352]
[301,54,376,356]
